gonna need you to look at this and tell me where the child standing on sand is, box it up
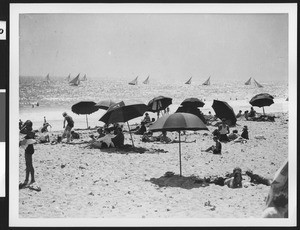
[19,121,36,188]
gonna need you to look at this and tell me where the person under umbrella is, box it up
[147,96,172,118]
[149,112,208,176]
[71,101,99,128]
[249,93,274,115]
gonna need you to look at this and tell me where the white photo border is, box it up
[10,3,297,227]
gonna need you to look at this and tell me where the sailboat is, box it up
[245,77,252,85]
[128,76,138,85]
[185,77,192,84]
[66,74,71,81]
[253,78,263,88]
[44,74,50,83]
[143,76,150,84]
[202,76,211,86]
[69,74,80,86]
[81,74,87,81]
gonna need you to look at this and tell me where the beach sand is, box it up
[19,112,288,218]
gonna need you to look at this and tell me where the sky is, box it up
[19,13,288,82]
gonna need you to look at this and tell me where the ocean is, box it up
[19,76,289,131]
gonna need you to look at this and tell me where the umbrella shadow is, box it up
[99,146,168,155]
[148,174,209,190]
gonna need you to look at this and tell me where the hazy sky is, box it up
[19,13,288,82]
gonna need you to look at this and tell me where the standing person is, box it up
[19,122,36,188]
[218,118,230,142]
[62,112,74,143]
[142,113,151,124]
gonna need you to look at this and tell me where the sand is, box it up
[19,112,288,218]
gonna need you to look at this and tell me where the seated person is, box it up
[262,193,288,218]
[228,130,239,141]
[134,122,147,135]
[224,167,243,188]
[236,110,242,118]
[244,110,249,120]
[241,126,249,139]
[142,113,151,124]
[248,107,256,117]
[96,127,105,138]
[202,136,222,154]
[37,133,50,143]
[71,130,80,139]
[111,127,125,148]
[146,118,156,127]
[245,170,271,186]
[40,122,52,133]
[159,131,172,143]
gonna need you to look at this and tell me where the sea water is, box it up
[19,76,289,131]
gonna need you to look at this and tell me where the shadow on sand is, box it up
[148,174,210,190]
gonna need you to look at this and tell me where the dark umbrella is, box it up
[99,103,149,147]
[212,100,237,125]
[147,96,172,118]
[180,97,205,108]
[95,99,116,110]
[249,93,274,115]
[71,101,99,128]
[149,113,208,176]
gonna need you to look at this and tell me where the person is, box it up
[96,127,105,139]
[134,121,147,135]
[71,130,80,139]
[241,126,249,139]
[244,110,249,120]
[111,127,125,148]
[228,129,239,141]
[224,167,243,188]
[62,112,74,143]
[166,107,170,114]
[236,110,243,118]
[40,122,52,133]
[218,118,230,142]
[142,113,151,124]
[159,131,172,143]
[248,107,256,117]
[19,119,23,130]
[20,120,33,134]
[262,193,288,218]
[202,136,222,154]
[37,133,50,143]
[19,123,36,188]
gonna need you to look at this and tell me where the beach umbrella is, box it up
[149,113,208,176]
[95,99,116,110]
[249,93,274,115]
[212,100,237,125]
[180,97,205,108]
[99,103,149,147]
[71,101,99,128]
[147,96,172,118]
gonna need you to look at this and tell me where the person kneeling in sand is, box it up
[262,193,288,218]
[202,136,222,154]
[224,167,243,188]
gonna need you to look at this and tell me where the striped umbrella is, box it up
[149,113,208,176]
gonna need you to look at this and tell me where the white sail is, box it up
[69,74,80,86]
[143,76,150,84]
[129,76,138,85]
[185,77,192,84]
[44,74,50,83]
[82,74,87,81]
[202,76,211,85]
[253,78,263,88]
[66,74,70,81]
[245,77,252,85]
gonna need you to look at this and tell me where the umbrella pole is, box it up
[178,131,182,177]
[127,122,135,148]
[86,114,89,128]
[263,107,265,115]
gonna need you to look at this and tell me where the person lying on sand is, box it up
[201,136,221,154]
[224,167,243,188]
[228,129,239,141]
[87,128,115,149]
[262,192,288,218]
[245,170,271,186]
